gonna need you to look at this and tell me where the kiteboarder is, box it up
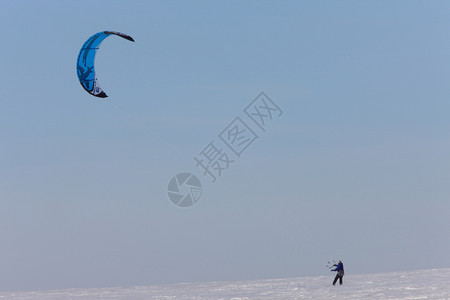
[331,260,344,285]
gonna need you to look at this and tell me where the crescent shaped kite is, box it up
[76,31,135,98]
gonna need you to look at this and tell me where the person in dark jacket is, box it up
[331,260,344,285]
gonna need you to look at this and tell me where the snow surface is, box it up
[1,268,449,299]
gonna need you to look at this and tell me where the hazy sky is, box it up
[1,0,450,292]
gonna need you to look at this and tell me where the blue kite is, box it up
[76,31,134,98]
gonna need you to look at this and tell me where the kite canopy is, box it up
[76,31,134,98]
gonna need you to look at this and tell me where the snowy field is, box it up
[1,268,449,300]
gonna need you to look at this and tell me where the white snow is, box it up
[1,268,449,299]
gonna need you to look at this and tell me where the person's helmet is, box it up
[338,260,341,264]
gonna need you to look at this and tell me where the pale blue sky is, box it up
[1,0,450,292]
